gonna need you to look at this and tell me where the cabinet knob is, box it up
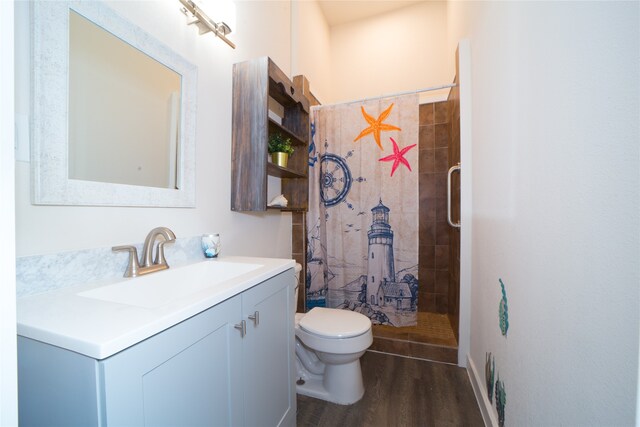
[234,320,246,338]
[248,311,259,326]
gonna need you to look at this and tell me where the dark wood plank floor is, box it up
[296,351,484,427]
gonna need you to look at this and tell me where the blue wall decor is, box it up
[485,352,495,404]
[495,374,506,427]
[499,278,509,336]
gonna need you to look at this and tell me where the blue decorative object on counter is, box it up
[201,233,220,258]
[499,278,509,336]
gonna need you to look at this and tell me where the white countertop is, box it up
[17,256,295,360]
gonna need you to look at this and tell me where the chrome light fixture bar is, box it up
[179,0,236,49]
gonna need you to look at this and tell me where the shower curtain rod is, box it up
[319,83,458,108]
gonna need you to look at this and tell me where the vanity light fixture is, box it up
[179,0,236,49]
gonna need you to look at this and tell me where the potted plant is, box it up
[268,133,294,168]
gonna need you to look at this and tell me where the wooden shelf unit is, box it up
[231,57,310,212]
[266,163,306,179]
[268,118,307,148]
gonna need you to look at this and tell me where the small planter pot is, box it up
[271,152,289,168]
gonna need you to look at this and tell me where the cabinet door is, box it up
[242,270,296,427]
[100,295,244,427]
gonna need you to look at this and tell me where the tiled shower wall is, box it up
[418,101,451,314]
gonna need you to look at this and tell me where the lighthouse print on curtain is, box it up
[306,94,419,327]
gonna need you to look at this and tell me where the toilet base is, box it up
[296,358,365,405]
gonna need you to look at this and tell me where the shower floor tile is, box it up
[373,312,457,347]
[370,312,458,364]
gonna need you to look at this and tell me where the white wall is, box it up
[15,1,294,258]
[328,1,450,104]
[448,1,640,425]
[291,0,332,103]
[1,1,17,425]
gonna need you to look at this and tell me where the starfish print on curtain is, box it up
[353,103,402,150]
[378,137,417,177]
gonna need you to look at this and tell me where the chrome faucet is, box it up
[113,227,177,278]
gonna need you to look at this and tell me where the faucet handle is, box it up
[112,245,141,278]
[154,240,175,267]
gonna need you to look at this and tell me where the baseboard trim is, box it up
[466,354,498,427]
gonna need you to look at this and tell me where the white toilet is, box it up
[293,264,373,405]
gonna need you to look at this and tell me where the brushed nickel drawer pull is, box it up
[248,311,259,326]
[234,320,246,337]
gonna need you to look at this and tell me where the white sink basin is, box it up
[79,260,263,309]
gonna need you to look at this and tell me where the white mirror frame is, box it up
[31,1,197,207]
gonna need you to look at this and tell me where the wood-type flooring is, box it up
[296,351,483,427]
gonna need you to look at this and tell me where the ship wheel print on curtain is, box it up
[320,149,366,209]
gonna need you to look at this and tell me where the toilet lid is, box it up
[299,307,371,338]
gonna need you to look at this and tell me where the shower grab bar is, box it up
[447,163,461,228]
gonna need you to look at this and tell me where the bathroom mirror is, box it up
[31,1,197,206]
[68,10,182,190]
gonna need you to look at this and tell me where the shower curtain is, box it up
[306,95,419,327]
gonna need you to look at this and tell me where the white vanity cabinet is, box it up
[18,269,295,427]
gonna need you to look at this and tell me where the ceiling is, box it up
[317,0,424,27]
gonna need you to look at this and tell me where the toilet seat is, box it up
[299,307,371,338]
